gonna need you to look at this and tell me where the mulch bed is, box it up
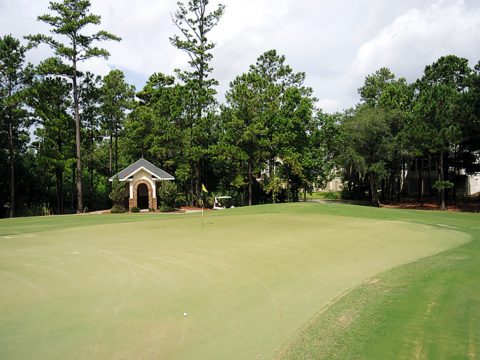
[381,201,480,212]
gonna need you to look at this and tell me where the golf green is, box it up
[0,204,470,359]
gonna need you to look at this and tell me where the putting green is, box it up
[0,205,470,359]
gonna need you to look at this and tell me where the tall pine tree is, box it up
[170,0,225,205]
[0,35,33,217]
[27,0,120,213]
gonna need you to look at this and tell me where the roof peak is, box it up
[109,158,175,181]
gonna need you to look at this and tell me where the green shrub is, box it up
[205,195,214,208]
[158,181,177,212]
[109,176,126,211]
[159,205,173,212]
[131,206,140,213]
[433,180,454,191]
[111,204,126,213]
[323,191,341,200]
[175,193,187,207]
[14,203,52,217]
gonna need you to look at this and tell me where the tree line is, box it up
[335,58,480,209]
[1,0,479,217]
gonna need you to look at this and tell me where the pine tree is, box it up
[27,0,120,213]
[170,0,225,205]
[0,35,33,217]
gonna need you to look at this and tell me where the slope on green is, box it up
[278,204,480,360]
[0,203,472,359]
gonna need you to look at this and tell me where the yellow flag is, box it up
[202,184,208,193]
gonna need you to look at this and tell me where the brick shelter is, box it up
[109,158,175,211]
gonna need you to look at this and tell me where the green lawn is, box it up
[0,203,478,359]
[278,204,480,360]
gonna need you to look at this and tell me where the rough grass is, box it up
[0,203,476,360]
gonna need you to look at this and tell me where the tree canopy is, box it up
[0,2,479,217]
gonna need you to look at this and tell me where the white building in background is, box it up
[467,173,480,196]
[315,159,479,197]
[319,177,343,192]
[404,157,480,197]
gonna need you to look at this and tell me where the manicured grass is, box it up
[0,212,181,237]
[0,203,477,359]
[277,204,480,360]
[305,191,341,201]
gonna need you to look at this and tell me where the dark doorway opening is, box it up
[137,183,149,209]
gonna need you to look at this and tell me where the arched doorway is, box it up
[137,183,149,209]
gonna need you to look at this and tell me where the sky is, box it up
[1,0,479,113]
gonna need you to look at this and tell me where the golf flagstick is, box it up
[201,183,208,225]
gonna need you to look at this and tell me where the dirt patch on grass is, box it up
[337,311,357,327]
[414,340,424,360]
[367,278,381,285]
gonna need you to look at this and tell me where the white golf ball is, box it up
[183,312,188,317]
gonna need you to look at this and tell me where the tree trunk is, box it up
[71,162,76,210]
[109,133,113,176]
[421,171,425,205]
[391,172,396,202]
[114,125,118,174]
[417,159,424,204]
[380,178,385,202]
[452,149,457,204]
[190,165,194,206]
[386,176,391,202]
[90,163,94,210]
[89,129,95,210]
[368,180,373,203]
[286,171,290,203]
[8,116,14,218]
[55,168,64,214]
[72,57,83,213]
[196,21,205,209]
[189,109,195,207]
[270,157,276,204]
[248,159,253,206]
[394,174,402,203]
[427,155,432,200]
[292,183,299,202]
[370,173,380,207]
[396,160,402,203]
[348,166,353,194]
[195,161,201,207]
[398,159,405,203]
[440,151,446,210]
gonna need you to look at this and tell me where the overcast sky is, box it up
[1,0,479,113]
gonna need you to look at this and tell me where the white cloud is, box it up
[1,0,479,112]
[351,0,480,87]
[78,58,111,78]
[318,98,342,112]
[90,0,178,76]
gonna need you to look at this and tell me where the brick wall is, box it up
[129,180,157,211]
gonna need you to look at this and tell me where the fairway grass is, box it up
[0,203,475,359]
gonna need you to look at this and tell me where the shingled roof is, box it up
[109,158,175,181]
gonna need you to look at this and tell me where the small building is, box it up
[317,177,343,192]
[404,157,480,197]
[109,158,175,211]
[467,173,480,196]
